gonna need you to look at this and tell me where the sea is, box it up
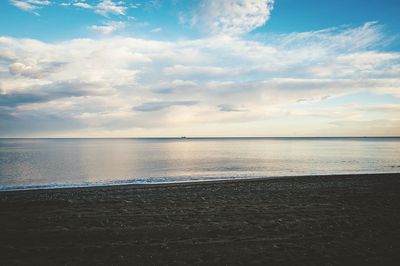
[0,137,399,191]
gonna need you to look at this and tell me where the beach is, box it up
[1,173,399,265]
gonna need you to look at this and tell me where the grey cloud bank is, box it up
[133,101,198,112]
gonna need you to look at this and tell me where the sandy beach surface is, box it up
[1,173,399,265]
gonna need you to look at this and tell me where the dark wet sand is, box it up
[1,173,400,265]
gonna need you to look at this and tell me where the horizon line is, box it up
[1,136,400,139]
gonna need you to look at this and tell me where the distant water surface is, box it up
[0,138,399,190]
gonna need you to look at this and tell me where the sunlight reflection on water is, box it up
[0,138,399,190]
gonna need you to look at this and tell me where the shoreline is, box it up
[1,136,400,139]
[1,172,399,193]
[1,173,399,265]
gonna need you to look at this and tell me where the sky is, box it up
[0,0,399,137]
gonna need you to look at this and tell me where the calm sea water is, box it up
[0,138,399,191]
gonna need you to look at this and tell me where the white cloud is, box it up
[8,61,64,78]
[95,0,126,16]
[73,2,92,9]
[90,21,126,34]
[71,0,126,17]
[273,22,385,52]
[10,0,50,14]
[0,22,399,136]
[151,27,162,33]
[191,0,275,36]
[163,64,236,78]
[11,0,127,17]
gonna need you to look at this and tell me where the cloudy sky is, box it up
[0,0,399,137]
